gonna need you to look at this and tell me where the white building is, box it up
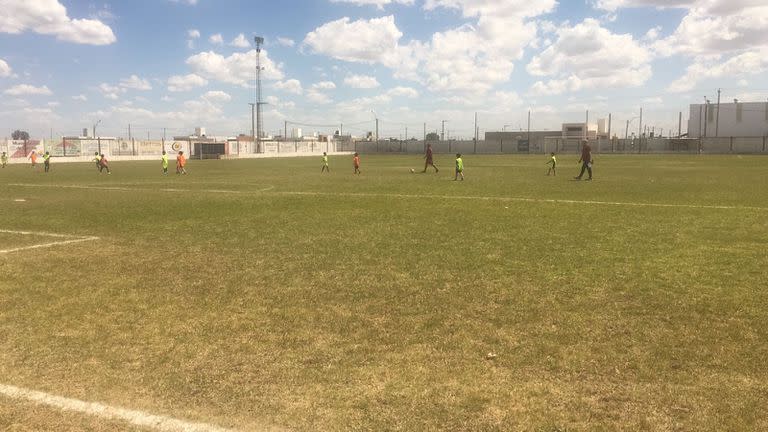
[688,101,768,138]
[562,123,597,139]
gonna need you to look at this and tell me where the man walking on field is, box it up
[574,140,593,181]
[422,144,438,173]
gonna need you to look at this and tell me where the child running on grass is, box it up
[1,152,7,168]
[176,151,187,175]
[546,152,557,176]
[161,150,169,175]
[353,152,361,175]
[321,152,330,173]
[43,151,51,173]
[453,153,464,181]
[99,154,111,174]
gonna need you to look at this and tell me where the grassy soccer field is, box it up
[1,154,767,431]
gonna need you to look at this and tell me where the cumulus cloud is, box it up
[303,3,556,93]
[230,33,250,48]
[167,73,209,92]
[0,0,116,45]
[72,94,87,101]
[209,33,224,45]
[311,81,336,90]
[4,84,53,96]
[527,19,652,95]
[668,49,768,92]
[202,90,231,102]
[186,49,284,86]
[97,83,124,99]
[276,37,295,47]
[0,59,12,77]
[344,74,380,88]
[187,29,200,39]
[119,75,152,91]
[274,79,303,94]
[330,0,414,9]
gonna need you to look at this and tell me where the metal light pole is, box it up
[254,36,265,152]
[441,120,447,141]
[93,119,102,153]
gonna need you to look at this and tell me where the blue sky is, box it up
[1,0,767,140]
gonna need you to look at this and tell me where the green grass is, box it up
[1,154,767,431]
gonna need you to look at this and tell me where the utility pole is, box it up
[249,103,256,151]
[715,88,721,137]
[405,126,408,141]
[375,118,379,144]
[699,105,703,137]
[625,120,629,139]
[128,123,132,141]
[678,112,682,138]
[703,99,709,137]
[638,108,643,138]
[585,109,589,141]
[441,120,446,141]
[284,120,288,142]
[163,127,166,142]
[527,109,531,147]
[607,113,612,139]
[340,123,343,137]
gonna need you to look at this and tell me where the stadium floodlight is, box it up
[254,36,265,152]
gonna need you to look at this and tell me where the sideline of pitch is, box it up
[0,229,99,254]
[0,383,235,432]
[7,183,767,211]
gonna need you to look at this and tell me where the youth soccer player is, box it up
[28,151,37,168]
[353,152,361,175]
[99,154,111,174]
[422,144,438,173]
[93,152,102,172]
[546,152,557,176]
[1,152,7,168]
[176,151,187,175]
[43,151,51,173]
[454,153,464,181]
[321,152,330,173]
[161,151,169,175]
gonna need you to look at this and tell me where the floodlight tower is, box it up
[254,36,266,152]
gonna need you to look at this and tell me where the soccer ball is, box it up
[410,168,415,173]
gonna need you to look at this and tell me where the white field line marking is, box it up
[0,383,235,432]
[7,183,765,211]
[0,229,99,254]
[9,183,275,194]
[274,191,768,211]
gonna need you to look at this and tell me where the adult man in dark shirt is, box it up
[574,140,593,181]
[422,143,438,173]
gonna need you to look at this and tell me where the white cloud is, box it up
[230,33,250,48]
[97,83,124,99]
[330,0,414,9]
[209,33,224,45]
[277,37,295,47]
[4,84,53,96]
[668,49,768,92]
[343,74,380,88]
[119,75,152,91]
[202,90,231,103]
[169,0,198,5]
[186,49,284,86]
[72,94,87,101]
[47,101,60,107]
[387,86,418,98]
[0,59,12,77]
[167,73,209,92]
[0,0,116,45]
[311,81,336,90]
[527,19,652,95]
[303,4,556,93]
[187,29,200,39]
[274,79,303,94]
